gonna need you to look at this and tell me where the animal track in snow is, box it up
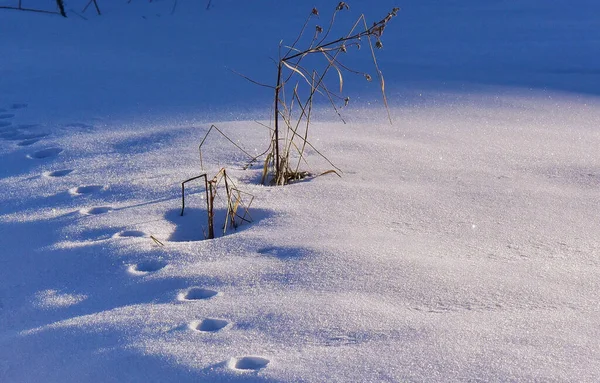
[178,287,219,301]
[189,318,230,332]
[69,185,105,196]
[5,132,48,141]
[80,206,112,215]
[1,130,48,141]
[0,114,15,119]
[28,148,63,159]
[229,356,270,371]
[17,138,40,146]
[43,169,73,178]
[258,246,309,259]
[127,260,167,275]
[114,230,147,238]
[13,123,39,129]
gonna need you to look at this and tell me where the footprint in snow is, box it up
[127,260,167,275]
[69,185,105,196]
[178,287,219,301]
[80,206,112,215]
[17,138,40,146]
[0,113,15,119]
[28,148,63,159]
[228,356,270,371]
[189,318,230,333]
[43,169,74,178]
[13,123,40,129]
[113,230,147,238]
[2,131,48,141]
[9,132,48,141]
[11,103,28,110]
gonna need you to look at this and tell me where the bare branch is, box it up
[230,69,275,90]
[0,6,63,16]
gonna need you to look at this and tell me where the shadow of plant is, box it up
[164,207,273,242]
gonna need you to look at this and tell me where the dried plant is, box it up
[181,169,254,240]
[180,3,399,238]
[82,0,102,15]
[247,2,400,185]
[0,0,67,17]
[56,0,66,16]
[177,124,257,240]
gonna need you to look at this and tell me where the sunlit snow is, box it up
[1,0,599,382]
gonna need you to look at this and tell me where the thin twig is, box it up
[361,17,392,124]
[150,236,165,246]
[198,125,255,169]
[0,6,62,16]
[69,8,89,20]
[82,0,101,15]
[92,0,101,15]
[56,0,66,17]
[230,69,275,89]
[283,11,315,59]
[181,174,207,216]
[315,8,339,48]
[253,120,274,132]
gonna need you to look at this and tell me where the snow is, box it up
[1,0,600,381]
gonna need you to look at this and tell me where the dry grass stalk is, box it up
[259,2,399,185]
[181,168,254,240]
[0,0,67,17]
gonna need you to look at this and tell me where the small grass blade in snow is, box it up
[150,236,165,247]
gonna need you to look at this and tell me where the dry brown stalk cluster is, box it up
[262,2,399,185]
[184,2,399,240]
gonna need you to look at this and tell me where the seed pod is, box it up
[336,2,349,11]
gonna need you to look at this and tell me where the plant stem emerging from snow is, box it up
[56,0,67,17]
[265,4,399,185]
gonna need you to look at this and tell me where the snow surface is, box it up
[1,0,600,382]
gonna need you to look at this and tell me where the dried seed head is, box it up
[384,8,400,24]
[316,25,323,33]
[365,74,372,82]
[312,8,319,16]
[372,24,386,37]
[375,40,383,49]
[344,97,350,106]
[336,2,349,11]
[341,44,347,53]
